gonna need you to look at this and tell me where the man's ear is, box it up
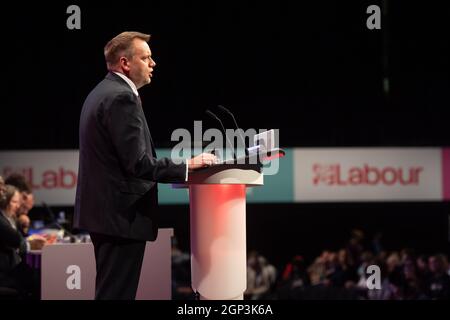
[119,57,130,72]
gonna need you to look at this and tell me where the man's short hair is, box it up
[5,173,32,194]
[104,31,151,69]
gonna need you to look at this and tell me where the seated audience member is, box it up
[0,180,45,299]
[5,174,35,237]
[426,254,450,299]
[245,251,276,300]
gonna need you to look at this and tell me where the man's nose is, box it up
[150,58,156,67]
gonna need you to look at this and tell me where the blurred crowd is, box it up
[275,249,449,300]
[172,229,450,300]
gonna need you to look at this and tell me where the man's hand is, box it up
[187,153,218,171]
[27,234,47,250]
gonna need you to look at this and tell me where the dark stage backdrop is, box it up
[3,1,449,149]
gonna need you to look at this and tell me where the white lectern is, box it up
[175,149,284,300]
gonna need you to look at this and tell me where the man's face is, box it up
[7,191,21,216]
[17,192,34,215]
[126,39,156,89]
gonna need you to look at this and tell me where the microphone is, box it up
[41,201,74,239]
[217,105,249,157]
[206,109,237,161]
[41,201,56,224]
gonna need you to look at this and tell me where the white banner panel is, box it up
[0,151,79,206]
[293,148,443,202]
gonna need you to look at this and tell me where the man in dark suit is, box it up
[74,31,216,300]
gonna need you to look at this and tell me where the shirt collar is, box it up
[113,72,139,97]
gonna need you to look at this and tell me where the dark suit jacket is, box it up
[0,212,26,278]
[74,72,186,241]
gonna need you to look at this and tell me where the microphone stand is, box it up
[206,109,237,161]
[217,105,249,157]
